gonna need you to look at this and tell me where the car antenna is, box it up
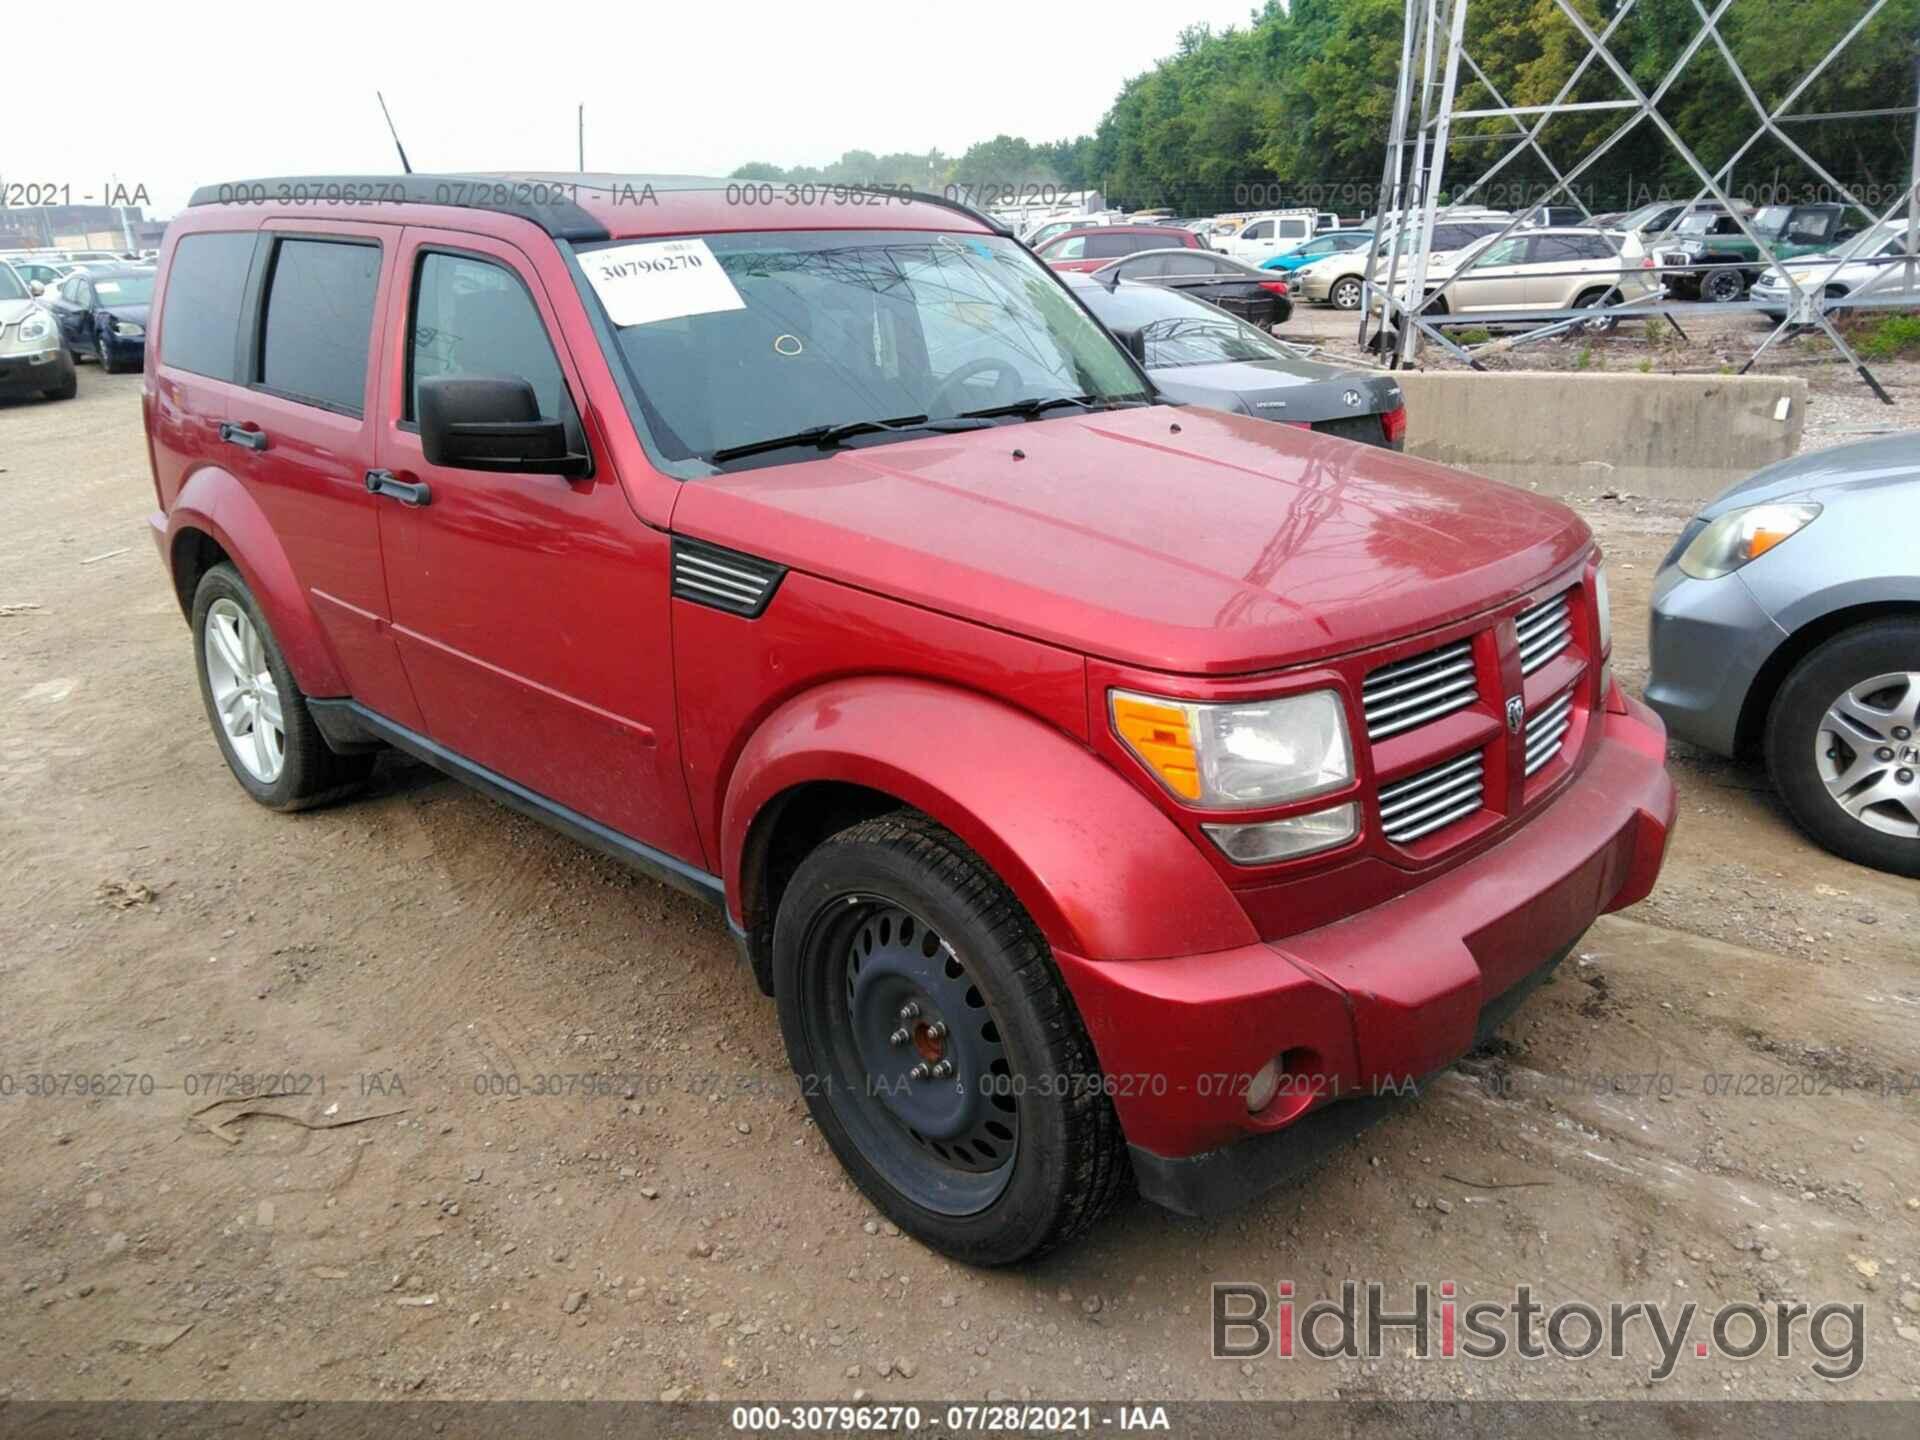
[376,91,413,175]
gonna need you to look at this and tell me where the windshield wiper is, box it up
[709,414,988,464]
[956,394,1151,422]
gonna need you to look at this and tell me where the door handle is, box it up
[365,469,432,507]
[218,422,268,452]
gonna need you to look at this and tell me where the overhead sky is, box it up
[15,0,1261,218]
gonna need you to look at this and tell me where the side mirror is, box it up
[29,281,44,296]
[416,375,588,476]
[1121,329,1149,365]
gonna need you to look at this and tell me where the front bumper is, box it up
[0,339,75,395]
[1644,561,1785,756]
[1052,697,1676,1217]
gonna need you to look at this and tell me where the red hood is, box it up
[669,405,1590,676]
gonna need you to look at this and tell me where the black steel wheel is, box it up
[773,811,1128,1265]
[1702,267,1746,303]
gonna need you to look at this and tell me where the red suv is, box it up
[1034,223,1203,272]
[144,175,1675,1265]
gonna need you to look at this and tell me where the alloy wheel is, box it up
[1814,671,1920,839]
[204,598,286,783]
[1332,278,1362,310]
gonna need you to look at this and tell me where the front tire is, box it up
[1702,267,1746,303]
[1765,620,1920,877]
[773,811,1128,1265]
[191,563,375,811]
[1331,276,1363,310]
[95,333,123,373]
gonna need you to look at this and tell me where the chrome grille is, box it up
[1524,690,1575,776]
[1361,639,1477,741]
[1378,749,1485,845]
[1515,590,1573,675]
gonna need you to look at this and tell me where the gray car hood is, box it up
[1151,358,1402,422]
[1703,432,1920,517]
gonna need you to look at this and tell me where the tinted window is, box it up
[1160,253,1220,276]
[1277,218,1311,240]
[1573,234,1618,260]
[258,240,380,412]
[1085,233,1140,258]
[1048,235,1087,260]
[410,252,567,421]
[1242,221,1272,240]
[1477,236,1529,266]
[1526,236,1586,264]
[159,231,255,381]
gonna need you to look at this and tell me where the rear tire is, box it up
[190,563,375,811]
[1572,288,1619,335]
[1765,620,1920,878]
[773,811,1128,1265]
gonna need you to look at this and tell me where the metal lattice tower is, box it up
[1363,0,1920,401]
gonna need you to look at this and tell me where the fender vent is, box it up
[671,538,786,617]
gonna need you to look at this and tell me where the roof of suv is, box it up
[186,172,1007,243]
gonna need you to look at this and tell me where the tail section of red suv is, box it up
[143,174,1675,1264]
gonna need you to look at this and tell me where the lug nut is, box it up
[1899,769,1915,784]
[1876,747,1896,762]
[908,1063,930,1082]
[930,1060,954,1079]
[898,1002,921,1022]
[927,1021,948,1040]
[1895,726,1913,740]
[889,1027,911,1047]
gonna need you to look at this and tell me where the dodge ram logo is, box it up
[1506,696,1526,733]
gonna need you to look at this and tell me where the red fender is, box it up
[721,677,1257,962]
[163,467,348,697]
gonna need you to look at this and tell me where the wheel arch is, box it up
[723,677,1258,992]
[1737,599,1920,756]
[165,469,348,697]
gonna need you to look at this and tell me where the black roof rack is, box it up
[187,173,1013,242]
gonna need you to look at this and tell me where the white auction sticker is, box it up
[579,238,745,328]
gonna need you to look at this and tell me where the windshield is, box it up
[1077,282,1300,369]
[587,230,1147,469]
[91,273,156,305]
[1752,206,1793,234]
[0,266,26,302]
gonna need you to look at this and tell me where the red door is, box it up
[219,218,425,730]
[370,226,701,862]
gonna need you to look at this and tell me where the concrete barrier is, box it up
[1394,370,1807,502]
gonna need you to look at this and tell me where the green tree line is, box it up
[734,0,1920,215]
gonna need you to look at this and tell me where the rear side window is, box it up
[258,239,381,414]
[159,231,255,381]
[408,252,566,421]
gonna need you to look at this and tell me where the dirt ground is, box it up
[1,359,1916,1408]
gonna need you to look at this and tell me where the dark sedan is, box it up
[1087,248,1294,328]
[46,264,153,373]
[1067,273,1405,449]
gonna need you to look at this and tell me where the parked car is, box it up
[1088,249,1293,327]
[1217,210,1319,265]
[1034,223,1202,273]
[1602,198,1749,241]
[1294,221,1508,310]
[1259,229,1374,274]
[1023,214,1110,248]
[1646,434,1919,876]
[0,262,78,401]
[1518,205,1591,228]
[144,173,1674,1263]
[8,256,74,294]
[1657,204,1861,303]
[1370,227,1658,330]
[45,264,153,371]
[1747,221,1920,319]
[1068,274,1403,448]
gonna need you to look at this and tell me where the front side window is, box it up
[0,266,24,302]
[584,229,1146,468]
[258,239,380,413]
[409,252,567,421]
[1047,235,1087,260]
[1242,221,1273,241]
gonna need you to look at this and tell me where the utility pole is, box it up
[578,105,585,173]
[1907,49,1919,295]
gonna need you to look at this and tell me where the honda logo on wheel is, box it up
[1506,696,1526,733]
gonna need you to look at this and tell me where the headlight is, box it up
[1110,689,1352,809]
[1677,502,1821,580]
[1594,565,1613,655]
[18,312,52,342]
[113,321,145,337]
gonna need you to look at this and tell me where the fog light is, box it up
[1246,1057,1282,1113]
[1202,802,1357,865]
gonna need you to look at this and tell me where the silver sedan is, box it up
[1645,434,1920,876]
